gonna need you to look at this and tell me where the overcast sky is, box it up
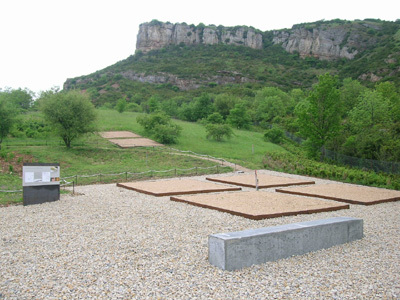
[1,0,399,95]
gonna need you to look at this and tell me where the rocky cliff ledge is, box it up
[137,21,381,61]
[272,27,361,60]
[136,21,263,52]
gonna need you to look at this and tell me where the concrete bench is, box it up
[209,217,363,271]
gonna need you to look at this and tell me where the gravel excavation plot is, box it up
[108,138,163,148]
[170,190,349,220]
[277,183,400,205]
[0,171,399,299]
[206,173,315,188]
[99,131,141,139]
[117,178,241,196]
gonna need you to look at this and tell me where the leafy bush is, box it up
[206,112,224,124]
[137,112,182,144]
[153,123,182,144]
[227,102,251,129]
[137,112,171,132]
[205,124,233,141]
[126,102,141,112]
[264,127,285,144]
[116,97,127,113]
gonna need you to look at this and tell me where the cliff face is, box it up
[272,26,365,60]
[136,22,263,52]
[137,21,382,61]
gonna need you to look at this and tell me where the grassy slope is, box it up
[97,109,286,169]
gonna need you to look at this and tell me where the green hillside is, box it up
[64,19,400,107]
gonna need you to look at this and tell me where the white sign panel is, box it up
[22,165,60,187]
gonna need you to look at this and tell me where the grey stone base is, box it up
[209,217,363,271]
[23,185,60,206]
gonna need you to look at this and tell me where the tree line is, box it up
[117,74,400,162]
[1,74,399,164]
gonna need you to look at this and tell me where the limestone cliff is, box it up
[137,21,382,61]
[136,21,263,52]
[272,22,379,60]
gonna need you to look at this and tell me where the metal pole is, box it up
[255,170,259,191]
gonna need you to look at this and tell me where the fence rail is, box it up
[324,149,400,174]
[281,128,400,174]
[0,165,231,193]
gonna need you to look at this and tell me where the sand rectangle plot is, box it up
[170,191,349,220]
[99,131,142,138]
[117,178,241,196]
[206,173,315,188]
[109,138,163,148]
[277,183,400,205]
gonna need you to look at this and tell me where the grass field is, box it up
[96,109,285,169]
[0,109,286,205]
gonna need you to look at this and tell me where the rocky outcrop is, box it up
[136,21,381,61]
[64,70,257,91]
[272,27,360,60]
[272,23,380,60]
[119,70,255,90]
[136,22,263,52]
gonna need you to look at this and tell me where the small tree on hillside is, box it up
[206,112,224,124]
[116,97,127,113]
[40,90,97,148]
[227,102,251,129]
[205,124,233,141]
[137,112,181,144]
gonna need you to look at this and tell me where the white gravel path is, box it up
[1,170,399,299]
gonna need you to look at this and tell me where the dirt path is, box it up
[168,151,253,172]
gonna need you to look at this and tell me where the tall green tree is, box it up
[254,87,293,119]
[40,90,97,148]
[214,94,237,120]
[295,73,341,159]
[375,81,400,122]
[340,78,367,115]
[192,93,214,121]
[227,102,251,129]
[0,87,34,111]
[348,90,391,132]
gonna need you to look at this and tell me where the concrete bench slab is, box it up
[209,217,363,271]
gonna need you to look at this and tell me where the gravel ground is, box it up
[1,170,399,299]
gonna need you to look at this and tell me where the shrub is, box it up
[126,102,141,112]
[116,97,127,113]
[206,112,224,124]
[137,112,171,132]
[137,112,182,144]
[205,124,233,141]
[153,124,182,144]
[264,127,285,144]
